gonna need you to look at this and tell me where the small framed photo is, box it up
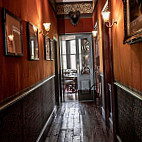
[27,22,39,60]
[123,0,142,44]
[50,39,54,60]
[3,8,23,56]
[44,36,50,60]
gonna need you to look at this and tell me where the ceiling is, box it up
[56,2,93,16]
[49,0,96,17]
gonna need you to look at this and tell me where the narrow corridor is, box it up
[45,102,113,142]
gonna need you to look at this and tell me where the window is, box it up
[69,40,76,54]
[70,55,76,69]
[62,55,67,69]
[61,41,66,54]
[61,40,77,70]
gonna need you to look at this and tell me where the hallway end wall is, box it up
[58,18,93,34]
[0,0,58,102]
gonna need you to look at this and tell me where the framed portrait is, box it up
[123,0,142,44]
[3,8,23,56]
[50,39,54,60]
[44,36,50,60]
[27,22,39,60]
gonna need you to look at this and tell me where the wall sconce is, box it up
[8,35,14,41]
[33,25,38,33]
[39,23,51,36]
[92,30,98,38]
[43,23,51,32]
[102,11,117,28]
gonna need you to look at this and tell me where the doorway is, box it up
[59,34,95,102]
[60,36,78,102]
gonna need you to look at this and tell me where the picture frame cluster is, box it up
[2,8,54,61]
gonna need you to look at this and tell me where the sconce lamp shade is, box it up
[33,25,38,33]
[8,35,14,41]
[102,11,110,22]
[43,23,51,32]
[92,30,98,38]
[101,10,117,28]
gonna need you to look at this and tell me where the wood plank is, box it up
[45,102,113,142]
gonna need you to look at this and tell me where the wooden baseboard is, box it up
[101,107,105,121]
[109,116,113,132]
[116,135,122,142]
[36,106,57,142]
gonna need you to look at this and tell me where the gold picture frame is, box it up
[27,22,39,61]
[3,8,23,56]
[123,0,142,44]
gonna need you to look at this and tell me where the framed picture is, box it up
[44,36,50,60]
[3,8,23,56]
[123,0,142,44]
[27,22,39,60]
[50,39,54,60]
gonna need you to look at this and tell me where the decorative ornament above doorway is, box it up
[69,10,80,26]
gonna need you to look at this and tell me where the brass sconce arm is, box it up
[105,19,117,28]
[102,11,117,28]
[39,30,49,36]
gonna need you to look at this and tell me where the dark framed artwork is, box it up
[44,36,50,60]
[50,39,54,60]
[27,22,39,60]
[3,8,23,56]
[123,0,142,44]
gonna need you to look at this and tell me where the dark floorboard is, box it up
[45,102,113,142]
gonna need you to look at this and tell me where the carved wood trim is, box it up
[114,81,142,101]
[56,2,93,15]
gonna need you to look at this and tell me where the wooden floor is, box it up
[45,102,113,142]
[64,92,78,102]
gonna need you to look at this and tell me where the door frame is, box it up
[101,0,117,141]
[53,36,61,106]
[58,33,95,103]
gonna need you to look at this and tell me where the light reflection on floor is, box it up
[45,102,113,142]
[64,92,78,102]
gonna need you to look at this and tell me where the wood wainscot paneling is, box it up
[0,75,56,142]
[0,100,23,142]
[114,82,142,142]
